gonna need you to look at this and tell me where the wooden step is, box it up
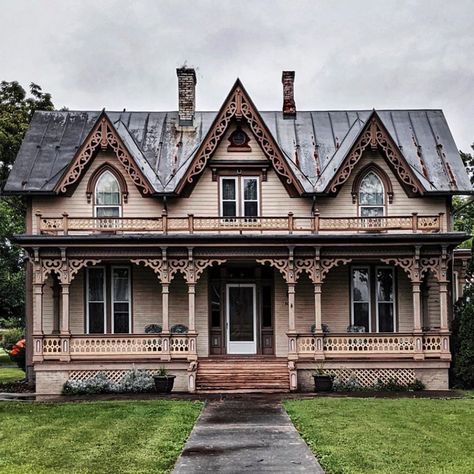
[196,357,290,392]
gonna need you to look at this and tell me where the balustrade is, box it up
[37,212,443,235]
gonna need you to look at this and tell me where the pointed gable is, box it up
[322,111,424,197]
[55,112,156,196]
[175,80,306,197]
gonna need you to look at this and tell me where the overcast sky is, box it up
[1,0,473,151]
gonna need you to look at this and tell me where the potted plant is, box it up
[153,367,176,393]
[312,363,333,392]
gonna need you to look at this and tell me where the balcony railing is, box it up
[36,212,445,235]
[296,332,450,359]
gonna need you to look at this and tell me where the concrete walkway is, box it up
[173,397,324,473]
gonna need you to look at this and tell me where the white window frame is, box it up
[86,266,107,334]
[94,170,122,218]
[358,171,385,218]
[219,176,238,218]
[219,176,260,217]
[375,266,396,333]
[241,176,260,218]
[111,265,132,334]
[350,265,371,332]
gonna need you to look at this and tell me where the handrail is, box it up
[36,211,444,235]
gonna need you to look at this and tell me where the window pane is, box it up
[95,172,120,205]
[210,283,221,328]
[244,202,258,217]
[243,179,257,200]
[114,310,129,333]
[222,179,236,200]
[223,202,237,217]
[96,207,120,218]
[89,303,105,333]
[378,303,394,332]
[359,172,384,205]
[352,268,369,302]
[361,207,384,217]
[88,268,104,301]
[113,268,129,301]
[353,303,369,330]
[377,269,394,302]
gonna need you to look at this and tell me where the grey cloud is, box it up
[0,0,472,150]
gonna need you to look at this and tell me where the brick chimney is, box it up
[177,67,196,126]
[282,71,296,119]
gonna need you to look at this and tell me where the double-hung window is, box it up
[94,171,122,218]
[86,266,131,334]
[220,176,259,218]
[351,265,396,332]
[359,171,385,217]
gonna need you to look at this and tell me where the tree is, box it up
[0,81,54,328]
[451,247,474,388]
[453,144,474,248]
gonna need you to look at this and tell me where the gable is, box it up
[55,113,156,197]
[323,112,424,198]
[176,80,305,197]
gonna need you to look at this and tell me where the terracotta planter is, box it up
[313,374,333,392]
[153,375,176,393]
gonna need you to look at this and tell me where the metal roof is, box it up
[4,108,472,195]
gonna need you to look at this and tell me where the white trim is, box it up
[226,283,257,354]
[350,265,371,332]
[86,266,107,334]
[219,176,238,217]
[375,266,396,333]
[241,176,260,217]
[111,265,132,334]
[359,171,385,217]
[94,170,122,218]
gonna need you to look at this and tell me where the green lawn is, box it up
[0,349,10,367]
[0,367,24,384]
[285,397,474,474]
[0,400,202,474]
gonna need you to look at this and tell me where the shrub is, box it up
[0,327,23,352]
[9,339,26,371]
[451,261,474,388]
[62,369,155,395]
[332,373,424,392]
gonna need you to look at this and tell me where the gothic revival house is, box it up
[4,69,473,394]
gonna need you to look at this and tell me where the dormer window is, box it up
[95,170,121,217]
[359,171,385,217]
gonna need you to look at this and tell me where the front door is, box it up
[226,284,257,354]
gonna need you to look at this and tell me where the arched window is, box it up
[359,171,385,217]
[94,170,121,217]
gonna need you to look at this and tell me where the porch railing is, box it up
[296,332,450,358]
[36,212,444,235]
[39,332,449,360]
[41,334,193,360]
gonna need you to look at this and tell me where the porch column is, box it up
[313,282,325,360]
[187,282,198,361]
[59,283,71,362]
[161,283,171,360]
[287,283,297,360]
[412,282,424,360]
[162,283,169,332]
[439,282,449,331]
[32,282,44,362]
[188,283,196,332]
